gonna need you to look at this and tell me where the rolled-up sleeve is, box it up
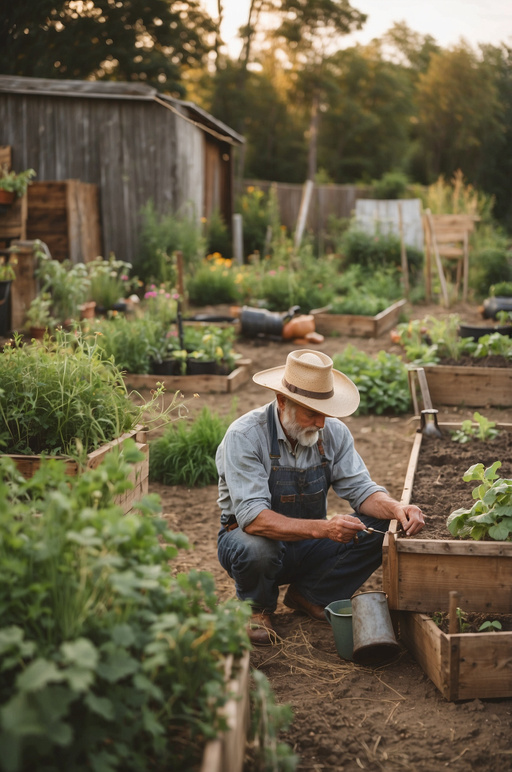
[325,419,387,510]
[216,410,273,530]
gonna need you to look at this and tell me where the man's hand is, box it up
[396,504,425,536]
[325,514,367,543]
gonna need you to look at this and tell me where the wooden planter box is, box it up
[382,423,512,614]
[399,612,512,701]
[200,651,250,772]
[124,360,251,394]
[311,299,406,338]
[421,364,512,407]
[3,426,148,515]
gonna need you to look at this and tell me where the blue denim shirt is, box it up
[216,400,387,530]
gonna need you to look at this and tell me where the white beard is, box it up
[281,401,319,448]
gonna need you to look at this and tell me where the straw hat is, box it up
[252,349,360,418]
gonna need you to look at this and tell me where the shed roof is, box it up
[0,74,244,146]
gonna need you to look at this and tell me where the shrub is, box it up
[88,314,164,375]
[332,346,410,415]
[204,209,232,259]
[236,185,271,258]
[186,255,239,306]
[0,447,251,771]
[371,171,410,200]
[149,405,233,486]
[134,200,206,286]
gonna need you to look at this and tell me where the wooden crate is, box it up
[311,299,406,338]
[422,364,512,407]
[399,612,512,701]
[3,426,148,515]
[382,423,512,613]
[26,180,102,264]
[124,360,251,395]
[200,651,251,772]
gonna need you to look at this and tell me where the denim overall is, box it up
[218,403,387,613]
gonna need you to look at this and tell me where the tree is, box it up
[0,0,216,96]
[270,0,367,180]
[414,44,504,183]
[318,43,414,182]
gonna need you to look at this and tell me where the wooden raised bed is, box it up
[311,299,406,338]
[3,426,148,515]
[399,612,512,701]
[200,651,251,772]
[383,422,512,614]
[421,364,512,407]
[124,359,251,395]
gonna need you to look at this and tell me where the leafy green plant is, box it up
[393,315,479,365]
[86,255,134,309]
[450,412,500,444]
[204,208,232,259]
[247,669,298,772]
[0,256,16,282]
[371,171,410,200]
[186,254,239,306]
[447,461,512,541]
[149,405,233,486]
[478,619,503,632]
[236,185,271,258]
[24,292,55,331]
[0,330,181,456]
[134,200,205,285]
[332,346,410,415]
[34,245,90,323]
[0,166,36,197]
[88,314,164,374]
[473,331,512,360]
[0,447,251,772]
[491,281,512,297]
[456,607,470,633]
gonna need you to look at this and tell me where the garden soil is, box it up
[149,301,512,772]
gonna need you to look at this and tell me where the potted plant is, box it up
[34,245,90,325]
[87,255,134,313]
[0,165,36,206]
[25,292,55,339]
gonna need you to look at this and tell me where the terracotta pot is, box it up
[0,189,16,207]
[79,301,97,320]
[282,314,315,340]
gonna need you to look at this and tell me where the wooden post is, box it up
[294,179,314,250]
[175,250,187,313]
[426,210,450,307]
[232,213,243,264]
[397,202,410,298]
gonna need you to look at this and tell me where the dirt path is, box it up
[151,301,512,772]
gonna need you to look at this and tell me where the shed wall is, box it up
[0,92,208,265]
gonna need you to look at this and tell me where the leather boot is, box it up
[248,612,276,646]
[283,585,327,622]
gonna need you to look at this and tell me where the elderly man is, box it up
[216,350,425,645]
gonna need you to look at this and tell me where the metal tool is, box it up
[410,367,443,439]
[363,527,388,535]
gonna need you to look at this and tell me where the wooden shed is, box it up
[0,75,244,265]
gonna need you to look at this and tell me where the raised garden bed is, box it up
[383,423,512,700]
[124,359,252,394]
[311,299,406,338]
[399,611,512,701]
[383,423,512,613]
[421,360,512,407]
[200,651,250,772]
[3,426,148,515]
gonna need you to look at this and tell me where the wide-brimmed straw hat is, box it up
[252,349,360,418]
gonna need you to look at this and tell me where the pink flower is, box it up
[144,291,157,299]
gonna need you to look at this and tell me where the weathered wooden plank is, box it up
[399,613,512,701]
[423,364,512,407]
[2,426,148,514]
[124,363,251,395]
[312,299,406,338]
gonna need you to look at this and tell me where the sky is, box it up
[201,0,512,57]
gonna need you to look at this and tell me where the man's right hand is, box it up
[325,514,367,543]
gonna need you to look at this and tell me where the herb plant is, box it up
[149,405,233,486]
[0,331,182,457]
[447,461,512,541]
[450,412,500,444]
[332,346,411,415]
[478,620,503,632]
[0,448,251,772]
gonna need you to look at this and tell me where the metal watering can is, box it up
[325,592,400,665]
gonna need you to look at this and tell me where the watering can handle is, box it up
[324,607,331,623]
[282,305,301,323]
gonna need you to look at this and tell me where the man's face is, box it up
[280,398,325,447]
